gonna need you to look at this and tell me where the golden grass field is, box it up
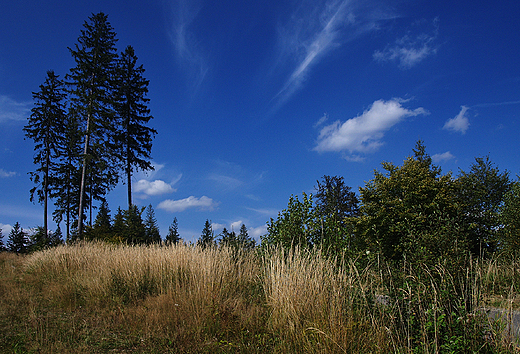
[1,242,518,353]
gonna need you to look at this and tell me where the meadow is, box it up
[0,242,518,353]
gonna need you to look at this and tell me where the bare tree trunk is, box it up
[77,126,89,237]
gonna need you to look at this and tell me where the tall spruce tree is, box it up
[52,110,83,242]
[67,12,120,237]
[115,46,156,208]
[24,70,67,237]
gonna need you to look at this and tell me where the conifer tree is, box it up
[125,205,146,244]
[198,219,215,249]
[166,217,181,245]
[115,46,157,208]
[237,224,256,249]
[89,200,112,241]
[219,227,236,247]
[144,204,161,244]
[7,222,28,254]
[52,110,83,242]
[112,207,126,243]
[24,70,67,237]
[67,12,120,237]
[0,227,5,252]
[49,225,64,247]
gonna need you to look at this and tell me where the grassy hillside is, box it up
[0,242,518,353]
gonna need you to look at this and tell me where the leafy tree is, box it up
[165,217,181,245]
[237,224,256,249]
[115,45,157,208]
[24,70,67,237]
[262,192,316,249]
[67,12,120,236]
[456,156,511,257]
[358,141,465,264]
[500,181,520,255]
[7,222,28,254]
[198,219,215,249]
[144,204,161,244]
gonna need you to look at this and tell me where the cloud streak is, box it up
[272,0,390,107]
[314,98,428,157]
[158,196,217,212]
[0,169,16,178]
[169,0,209,90]
[0,95,31,123]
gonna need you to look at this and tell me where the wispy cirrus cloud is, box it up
[314,98,428,158]
[272,0,394,107]
[158,196,218,212]
[374,18,439,69]
[0,168,16,178]
[443,106,470,134]
[169,0,209,90]
[0,95,31,123]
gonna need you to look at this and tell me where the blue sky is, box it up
[1,0,519,243]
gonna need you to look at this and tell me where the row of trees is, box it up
[197,219,256,250]
[0,223,63,254]
[262,141,519,263]
[23,12,156,241]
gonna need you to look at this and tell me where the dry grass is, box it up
[0,242,518,353]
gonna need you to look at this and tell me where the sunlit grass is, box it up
[0,242,517,353]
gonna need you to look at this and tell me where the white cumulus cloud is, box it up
[432,151,455,163]
[443,106,470,134]
[134,179,176,197]
[0,223,12,236]
[314,98,428,155]
[157,196,217,213]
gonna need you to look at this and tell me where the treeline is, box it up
[262,141,520,263]
[0,202,258,253]
[23,12,156,242]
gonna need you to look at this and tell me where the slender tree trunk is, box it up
[77,114,90,237]
[44,140,49,238]
[78,79,93,237]
[127,133,132,208]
